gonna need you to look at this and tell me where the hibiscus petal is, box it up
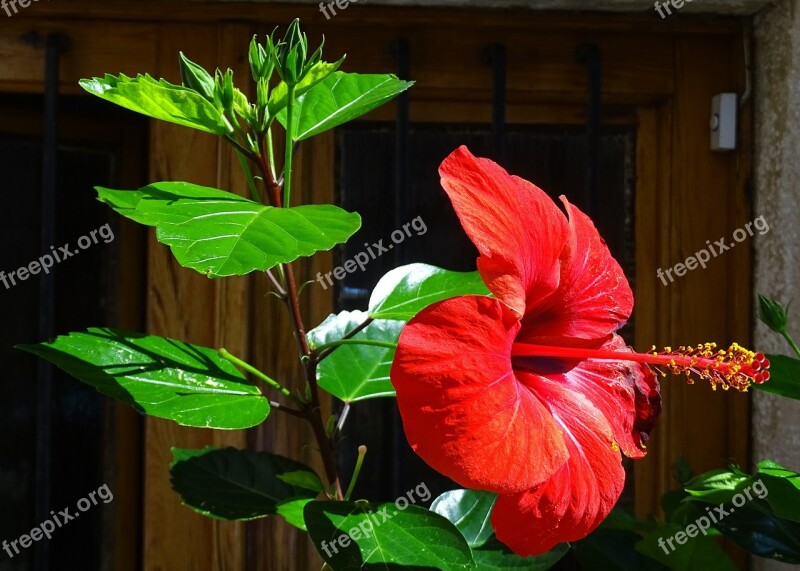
[439,146,568,317]
[391,295,569,493]
[533,335,661,459]
[491,373,625,556]
[520,197,633,343]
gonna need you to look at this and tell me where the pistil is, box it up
[511,341,769,391]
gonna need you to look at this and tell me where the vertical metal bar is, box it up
[485,44,507,162]
[391,38,410,497]
[575,44,602,214]
[35,32,67,571]
[393,38,410,266]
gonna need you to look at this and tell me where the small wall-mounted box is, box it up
[710,93,737,151]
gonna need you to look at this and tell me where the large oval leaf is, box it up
[80,73,232,135]
[369,264,490,321]
[473,538,569,570]
[754,354,800,400]
[18,328,269,429]
[308,311,402,402]
[710,501,800,563]
[278,72,414,141]
[431,489,496,549]
[757,460,800,523]
[170,447,319,527]
[304,500,476,570]
[97,182,361,277]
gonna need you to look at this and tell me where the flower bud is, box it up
[179,52,215,101]
[758,293,789,334]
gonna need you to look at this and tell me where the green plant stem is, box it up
[282,264,343,499]
[265,126,278,182]
[259,141,282,207]
[252,144,343,499]
[344,445,367,501]
[314,339,397,354]
[218,348,302,406]
[782,331,800,360]
[225,134,254,159]
[265,268,287,297]
[282,84,295,208]
[234,149,262,203]
[268,400,306,419]
[316,317,374,362]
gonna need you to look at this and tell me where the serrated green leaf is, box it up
[170,447,319,524]
[18,328,268,429]
[369,263,490,320]
[430,489,496,549]
[683,469,747,503]
[268,58,345,116]
[79,73,231,135]
[277,71,413,141]
[304,501,476,570]
[308,311,401,402]
[754,354,800,400]
[96,182,361,277]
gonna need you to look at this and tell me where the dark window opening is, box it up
[334,123,637,512]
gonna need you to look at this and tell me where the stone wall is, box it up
[753,1,800,569]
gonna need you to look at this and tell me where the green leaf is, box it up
[278,72,414,141]
[304,500,476,570]
[277,497,315,531]
[306,264,489,402]
[170,447,319,524]
[268,58,345,116]
[368,264,490,321]
[18,328,269,429]
[709,500,800,563]
[754,354,800,400]
[756,461,800,523]
[79,73,232,135]
[276,470,324,493]
[574,528,665,571]
[473,538,569,570]
[430,489,496,549]
[96,182,361,277]
[308,311,402,402]
[179,52,215,101]
[683,469,748,503]
[635,524,737,571]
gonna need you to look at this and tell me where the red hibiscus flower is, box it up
[390,146,769,556]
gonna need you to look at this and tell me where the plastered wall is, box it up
[753,0,800,568]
